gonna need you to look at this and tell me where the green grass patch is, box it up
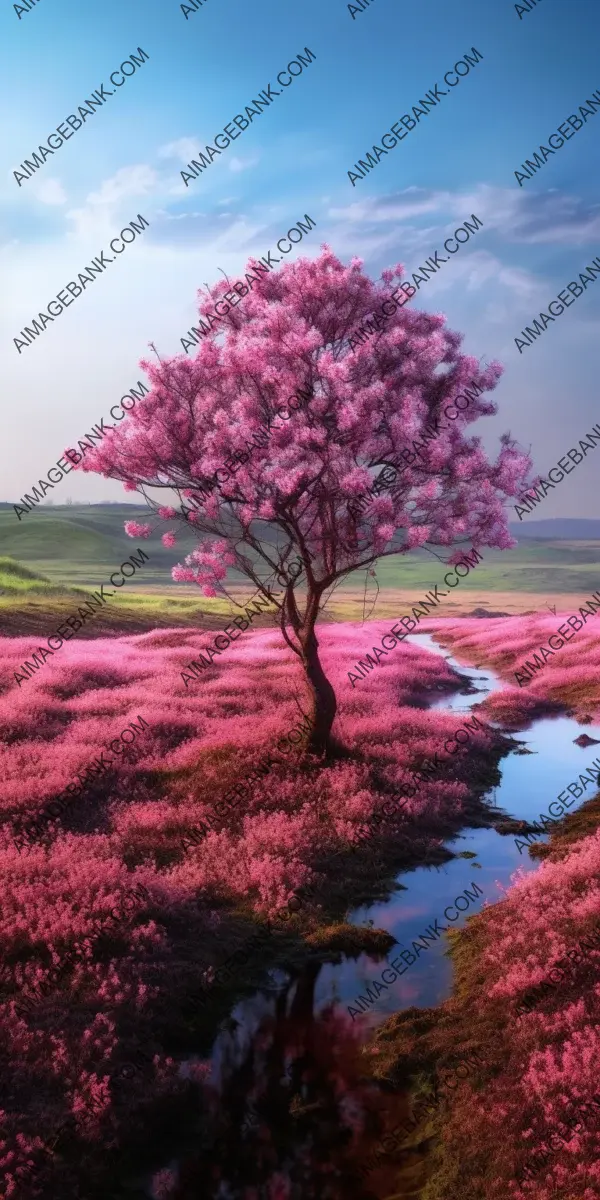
[0,557,69,595]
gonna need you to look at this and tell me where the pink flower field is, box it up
[3,231,600,1192]
[0,620,500,1198]
[3,611,600,1198]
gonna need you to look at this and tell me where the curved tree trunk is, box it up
[299,626,337,757]
[281,580,337,756]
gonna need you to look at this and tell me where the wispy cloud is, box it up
[32,178,67,206]
[158,137,201,162]
[229,156,259,173]
[328,183,600,249]
[85,164,159,207]
[65,164,159,240]
[328,189,450,224]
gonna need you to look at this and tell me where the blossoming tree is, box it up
[76,247,532,753]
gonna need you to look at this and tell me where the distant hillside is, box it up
[2,504,597,540]
[508,518,600,539]
[0,506,598,595]
[0,504,199,586]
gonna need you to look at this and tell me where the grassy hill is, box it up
[0,559,65,595]
[0,505,598,633]
[0,552,227,639]
[1,504,598,587]
[0,505,196,585]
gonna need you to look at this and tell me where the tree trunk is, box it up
[300,626,337,757]
[281,580,337,756]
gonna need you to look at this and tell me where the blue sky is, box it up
[2,0,600,516]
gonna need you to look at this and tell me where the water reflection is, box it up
[172,963,400,1199]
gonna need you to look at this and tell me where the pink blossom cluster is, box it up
[170,538,237,595]
[123,521,152,539]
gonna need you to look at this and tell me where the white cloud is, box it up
[229,156,259,173]
[158,137,201,163]
[65,164,159,241]
[328,183,600,249]
[156,209,205,221]
[391,247,544,314]
[328,190,447,224]
[85,164,159,207]
[33,178,67,206]
[167,178,195,198]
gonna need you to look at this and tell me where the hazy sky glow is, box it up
[2,0,599,516]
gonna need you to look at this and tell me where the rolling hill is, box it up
[0,506,598,618]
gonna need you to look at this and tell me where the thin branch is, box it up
[363,568,380,622]
[420,544,451,565]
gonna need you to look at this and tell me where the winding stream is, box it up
[315,630,600,1020]
[162,632,600,1197]
[213,632,600,1051]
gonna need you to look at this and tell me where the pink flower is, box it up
[376,523,396,543]
[406,525,431,548]
[161,532,177,548]
[172,565,196,582]
[124,521,152,539]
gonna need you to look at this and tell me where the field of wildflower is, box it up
[1,604,600,1197]
[0,617,501,1197]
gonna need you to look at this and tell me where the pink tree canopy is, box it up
[76,246,532,751]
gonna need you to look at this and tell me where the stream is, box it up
[314,630,600,1020]
[157,632,600,1198]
